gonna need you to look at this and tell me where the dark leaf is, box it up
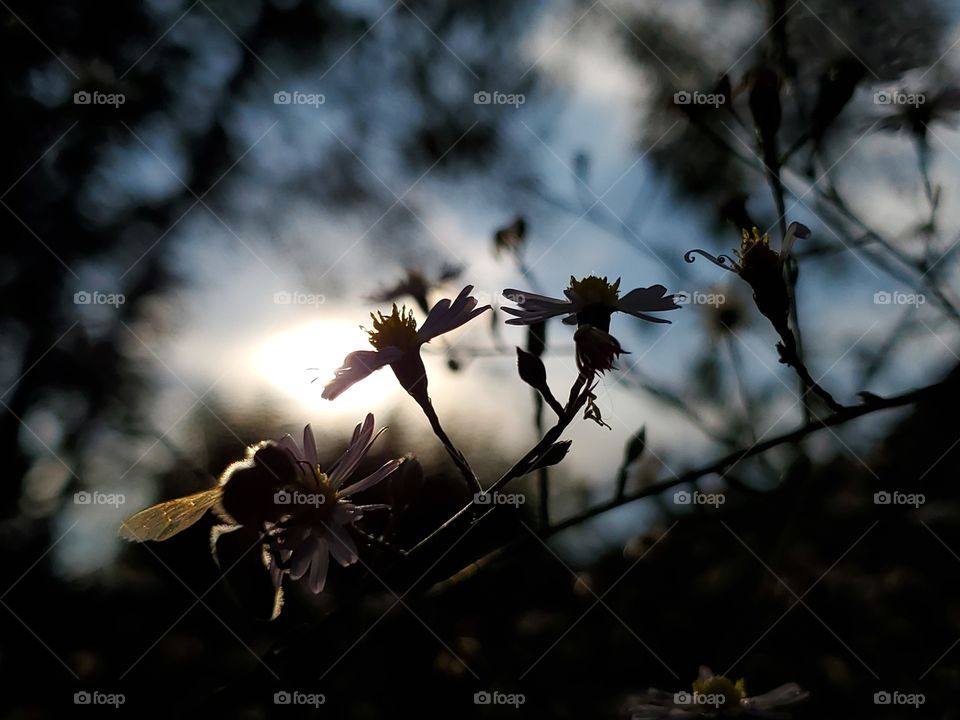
[530,440,572,471]
[516,346,548,389]
[623,426,647,466]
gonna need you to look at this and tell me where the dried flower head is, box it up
[685,222,810,332]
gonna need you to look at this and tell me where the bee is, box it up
[119,441,307,620]
[118,441,301,543]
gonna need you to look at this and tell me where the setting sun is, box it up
[249,318,402,414]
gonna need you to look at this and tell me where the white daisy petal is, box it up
[504,288,575,310]
[781,221,811,258]
[329,413,377,489]
[302,424,318,467]
[307,539,330,593]
[325,523,359,566]
[618,285,681,314]
[322,348,401,400]
[339,459,403,497]
[501,288,576,325]
[621,311,673,324]
[417,298,452,339]
[417,285,490,342]
[276,434,300,458]
[289,534,319,580]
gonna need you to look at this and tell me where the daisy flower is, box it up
[264,414,403,594]
[322,285,491,403]
[123,414,403,615]
[502,275,680,332]
[631,666,809,719]
[502,276,678,379]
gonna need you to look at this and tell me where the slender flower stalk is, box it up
[406,372,596,557]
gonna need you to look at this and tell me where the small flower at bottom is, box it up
[260,413,403,595]
[630,666,809,719]
[322,285,491,402]
[120,414,404,614]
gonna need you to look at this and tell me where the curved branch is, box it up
[543,380,940,538]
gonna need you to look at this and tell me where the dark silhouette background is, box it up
[2,0,959,717]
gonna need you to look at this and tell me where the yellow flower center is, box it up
[736,227,780,270]
[283,469,341,525]
[692,675,747,710]
[568,275,621,308]
[367,304,419,351]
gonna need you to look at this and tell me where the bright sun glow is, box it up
[250,319,402,414]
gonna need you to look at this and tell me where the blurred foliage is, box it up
[2,0,959,717]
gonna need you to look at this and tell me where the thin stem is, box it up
[915,134,937,218]
[776,327,845,412]
[784,256,812,423]
[417,398,481,495]
[534,392,549,528]
[405,374,592,556]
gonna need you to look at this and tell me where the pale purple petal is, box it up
[328,416,366,477]
[352,503,391,513]
[781,221,810,258]
[322,348,401,400]
[289,534,320,581]
[324,522,359,566]
[329,413,377,489]
[618,285,681,314]
[503,288,573,309]
[332,504,356,524]
[501,288,576,325]
[620,311,673,324]
[339,459,403,497]
[302,424,318,467]
[417,285,490,342]
[504,310,575,326]
[307,539,330,593]
[276,434,300,458]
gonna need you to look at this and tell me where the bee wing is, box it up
[118,488,222,542]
